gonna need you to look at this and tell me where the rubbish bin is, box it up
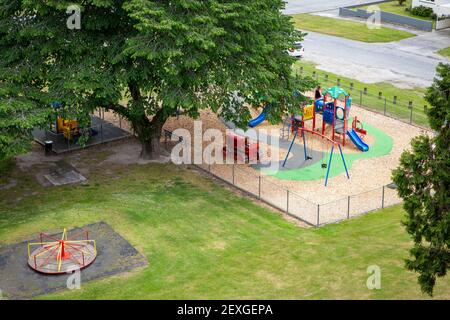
[44,140,53,156]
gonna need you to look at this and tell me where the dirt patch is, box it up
[102,141,171,165]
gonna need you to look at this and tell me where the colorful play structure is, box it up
[50,102,80,141]
[229,86,370,185]
[248,104,270,128]
[223,131,260,163]
[313,87,368,152]
[27,228,97,274]
[50,102,98,141]
[279,86,370,186]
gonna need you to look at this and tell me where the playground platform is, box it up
[33,116,131,154]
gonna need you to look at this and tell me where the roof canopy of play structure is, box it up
[322,86,349,99]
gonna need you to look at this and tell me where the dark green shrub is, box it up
[411,5,434,18]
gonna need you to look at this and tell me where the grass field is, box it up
[293,60,430,127]
[290,14,415,43]
[438,46,450,58]
[0,155,448,299]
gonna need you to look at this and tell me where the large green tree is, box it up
[392,63,450,296]
[0,0,313,159]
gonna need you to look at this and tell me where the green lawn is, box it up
[294,60,430,127]
[361,1,436,28]
[0,154,448,299]
[290,14,415,43]
[438,46,450,58]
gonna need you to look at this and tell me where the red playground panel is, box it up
[223,132,260,163]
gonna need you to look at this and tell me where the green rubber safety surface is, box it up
[261,118,393,181]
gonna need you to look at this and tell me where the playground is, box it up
[0,88,444,299]
[155,86,430,225]
[1,142,449,299]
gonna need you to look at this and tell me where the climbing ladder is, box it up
[280,116,292,140]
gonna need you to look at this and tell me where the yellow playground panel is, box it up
[56,117,79,140]
[303,105,314,121]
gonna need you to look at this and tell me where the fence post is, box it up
[258,174,261,199]
[347,196,350,219]
[232,164,235,185]
[286,190,289,213]
[359,90,363,106]
[393,96,397,105]
[317,204,320,227]
[119,116,122,129]
[384,97,387,115]
[382,186,385,209]
[409,101,413,124]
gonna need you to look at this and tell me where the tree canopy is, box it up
[392,62,450,296]
[0,0,314,159]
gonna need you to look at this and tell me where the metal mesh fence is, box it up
[383,185,402,208]
[259,175,289,212]
[288,192,318,226]
[210,164,233,185]
[318,197,349,225]
[162,130,403,227]
[349,187,384,218]
[234,166,260,196]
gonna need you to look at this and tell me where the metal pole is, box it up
[347,196,350,219]
[286,190,289,213]
[324,145,335,187]
[359,90,363,106]
[317,204,320,227]
[232,164,235,185]
[258,174,261,199]
[338,144,350,180]
[409,102,413,124]
[382,186,385,209]
[283,130,298,167]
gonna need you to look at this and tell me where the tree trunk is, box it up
[106,82,170,160]
[139,133,162,160]
[133,109,168,160]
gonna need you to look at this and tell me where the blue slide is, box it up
[248,105,269,128]
[347,129,369,152]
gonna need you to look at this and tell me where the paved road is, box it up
[284,0,450,87]
[283,0,384,14]
[301,30,450,88]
